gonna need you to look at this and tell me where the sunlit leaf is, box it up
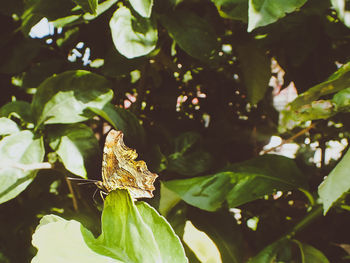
[0,130,44,204]
[109,6,158,58]
[32,190,188,262]
[290,62,350,110]
[129,0,153,18]
[31,70,113,127]
[183,221,222,263]
[247,0,307,32]
[72,0,98,15]
[48,124,98,178]
[318,149,350,214]
[0,118,20,136]
[331,0,350,28]
[32,215,119,263]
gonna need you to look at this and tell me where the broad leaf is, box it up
[237,42,271,104]
[101,48,147,77]
[83,0,119,20]
[331,0,350,28]
[249,239,329,262]
[109,6,158,58]
[188,212,244,263]
[290,62,350,110]
[0,130,44,204]
[167,132,212,176]
[129,0,153,18]
[0,39,40,74]
[31,70,113,127]
[72,0,98,15]
[0,118,20,136]
[32,190,188,262]
[164,155,306,211]
[89,103,146,147]
[48,124,98,178]
[248,0,307,32]
[318,149,350,215]
[159,182,181,216]
[32,215,119,263]
[296,241,330,263]
[0,101,33,123]
[21,0,75,34]
[248,239,290,262]
[211,0,248,22]
[183,221,222,263]
[160,10,219,63]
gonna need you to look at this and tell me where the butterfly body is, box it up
[96,130,157,199]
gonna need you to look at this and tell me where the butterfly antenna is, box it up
[67,177,99,182]
[92,188,100,205]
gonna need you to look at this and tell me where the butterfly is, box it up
[95,129,158,199]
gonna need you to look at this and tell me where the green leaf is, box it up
[296,241,330,263]
[247,0,307,32]
[109,6,158,58]
[183,220,222,263]
[31,70,113,127]
[160,10,219,63]
[0,39,40,74]
[32,215,118,263]
[331,0,350,28]
[86,190,187,262]
[279,100,334,132]
[89,103,146,147]
[33,190,188,262]
[83,0,119,20]
[0,118,20,136]
[164,155,306,211]
[248,239,290,262]
[167,132,212,176]
[48,124,98,178]
[72,0,98,15]
[318,149,350,215]
[211,0,248,22]
[290,62,350,110]
[0,101,33,123]
[21,0,75,34]
[129,0,153,18]
[189,212,244,263]
[101,48,146,77]
[237,42,271,104]
[0,130,45,204]
[159,182,181,216]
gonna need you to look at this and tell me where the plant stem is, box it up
[285,205,323,239]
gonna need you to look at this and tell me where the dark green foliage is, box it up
[1,0,350,262]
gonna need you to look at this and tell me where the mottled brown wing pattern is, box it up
[95,129,158,199]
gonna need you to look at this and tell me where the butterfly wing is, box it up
[99,129,158,199]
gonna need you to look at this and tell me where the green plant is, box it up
[1,0,350,262]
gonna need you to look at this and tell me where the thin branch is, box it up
[261,123,316,155]
[65,176,79,212]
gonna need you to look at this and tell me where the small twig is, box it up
[0,162,53,171]
[261,123,316,155]
[65,176,79,212]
